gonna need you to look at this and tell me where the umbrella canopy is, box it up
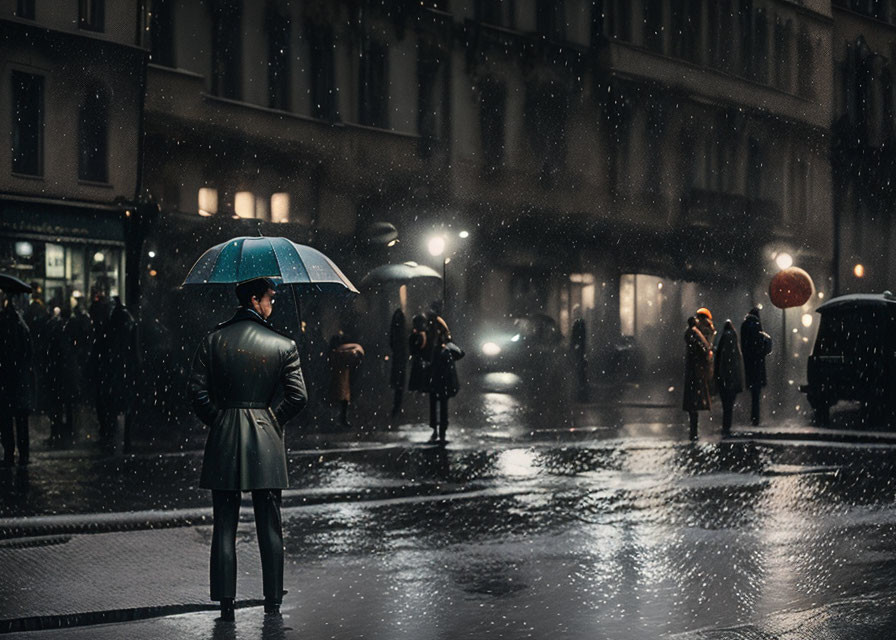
[359,262,442,289]
[182,236,358,294]
[0,273,32,294]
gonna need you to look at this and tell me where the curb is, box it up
[0,599,263,635]
[728,429,896,445]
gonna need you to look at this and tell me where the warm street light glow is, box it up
[428,236,446,257]
[854,263,865,278]
[802,313,813,328]
[459,230,469,238]
[148,251,156,258]
[93,251,105,263]
[775,252,794,270]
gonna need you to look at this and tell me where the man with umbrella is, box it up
[189,277,307,620]
[0,276,34,466]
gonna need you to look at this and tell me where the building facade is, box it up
[0,0,148,312]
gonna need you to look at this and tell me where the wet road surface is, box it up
[3,375,896,638]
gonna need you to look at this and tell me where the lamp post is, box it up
[774,252,793,364]
[428,235,447,310]
[427,231,468,316]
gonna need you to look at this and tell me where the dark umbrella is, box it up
[359,262,442,289]
[182,236,358,294]
[0,274,32,294]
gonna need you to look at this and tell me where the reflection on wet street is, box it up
[3,377,896,638]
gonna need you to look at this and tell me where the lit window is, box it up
[198,188,218,216]
[234,191,255,218]
[271,193,290,223]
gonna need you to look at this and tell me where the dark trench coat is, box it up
[740,312,768,389]
[683,326,713,412]
[0,304,34,412]
[190,308,307,491]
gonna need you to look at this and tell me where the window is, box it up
[266,3,290,110]
[211,0,242,100]
[307,24,338,121]
[747,137,764,197]
[271,193,290,223]
[417,40,442,155]
[79,0,104,32]
[149,0,175,67]
[16,0,35,19]
[79,87,109,182]
[797,27,814,97]
[475,0,501,25]
[11,71,44,176]
[602,0,631,40]
[536,0,565,40]
[358,39,388,128]
[774,18,793,92]
[198,188,218,216]
[234,191,255,218]
[478,76,507,172]
[643,0,664,53]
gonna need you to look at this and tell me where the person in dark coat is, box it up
[425,303,453,442]
[740,306,769,426]
[429,342,464,442]
[45,307,81,446]
[714,319,744,435]
[0,295,34,466]
[389,308,408,418]
[570,312,588,402]
[189,278,307,620]
[407,314,430,393]
[683,314,713,439]
[92,297,141,449]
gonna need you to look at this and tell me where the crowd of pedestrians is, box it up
[683,305,772,438]
[0,288,140,465]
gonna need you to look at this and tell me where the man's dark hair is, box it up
[236,278,276,308]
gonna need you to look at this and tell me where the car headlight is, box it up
[482,342,501,357]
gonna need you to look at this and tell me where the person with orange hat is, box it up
[683,311,715,439]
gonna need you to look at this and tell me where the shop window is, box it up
[79,87,109,183]
[271,193,290,222]
[79,0,104,32]
[211,0,242,100]
[16,0,35,19]
[797,27,814,97]
[266,3,291,110]
[619,274,667,338]
[11,71,44,176]
[198,187,218,216]
[234,191,255,218]
[358,39,388,128]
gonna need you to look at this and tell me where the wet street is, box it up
[3,375,896,638]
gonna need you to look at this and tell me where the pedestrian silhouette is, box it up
[389,307,408,418]
[91,296,140,449]
[683,313,713,439]
[327,330,364,428]
[570,309,589,402]
[189,277,306,621]
[45,306,79,446]
[714,319,744,435]
[425,302,455,443]
[740,306,771,426]
[0,294,33,466]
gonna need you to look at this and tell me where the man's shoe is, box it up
[264,600,281,616]
[219,598,235,621]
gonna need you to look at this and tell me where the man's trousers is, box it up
[210,489,283,603]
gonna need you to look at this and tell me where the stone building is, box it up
[830,0,896,296]
[0,0,148,311]
[137,1,835,382]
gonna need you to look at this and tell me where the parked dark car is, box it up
[475,314,563,373]
[801,291,896,424]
